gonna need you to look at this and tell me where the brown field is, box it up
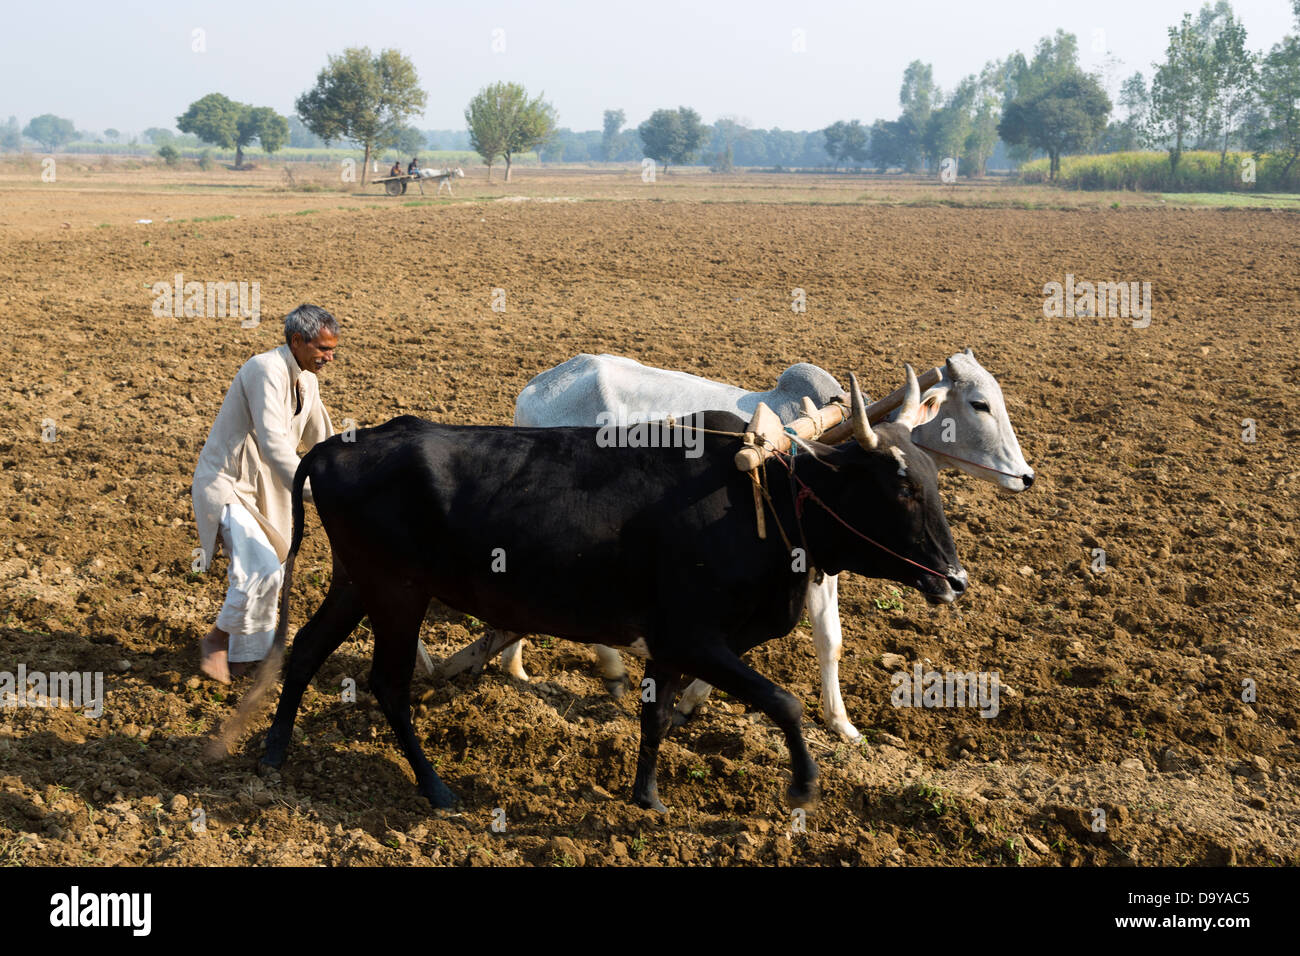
[1,162,1298,866]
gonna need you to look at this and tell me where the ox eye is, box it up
[970,400,990,413]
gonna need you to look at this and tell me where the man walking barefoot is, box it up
[192,305,338,682]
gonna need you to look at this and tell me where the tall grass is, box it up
[1020,150,1300,192]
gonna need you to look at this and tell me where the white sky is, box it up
[2,0,1295,136]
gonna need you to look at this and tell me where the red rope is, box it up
[910,442,1025,480]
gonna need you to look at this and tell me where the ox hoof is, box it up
[826,718,863,743]
[670,705,701,729]
[636,796,669,815]
[787,779,820,812]
[603,674,630,699]
[258,754,285,773]
[633,789,669,815]
[421,781,461,810]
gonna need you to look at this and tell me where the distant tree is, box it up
[1149,14,1204,172]
[841,120,869,167]
[868,118,909,170]
[0,116,21,151]
[157,144,180,166]
[822,120,846,168]
[465,81,557,182]
[765,128,803,167]
[177,94,288,167]
[1001,31,1083,164]
[602,109,626,160]
[637,107,706,173]
[287,116,325,149]
[142,127,175,145]
[925,79,974,170]
[394,125,426,156]
[999,72,1111,179]
[465,92,506,178]
[296,47,427,183]
[899,61,938,170]
[247,106,288,157]
[1255,33,1300,177]
[1203,2,1256,167]
[962,67,1004,176]
[104,128,120,143]
[23,114,76,151]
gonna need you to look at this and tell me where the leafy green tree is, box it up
[926,79,974,171]
[637,107,706,173]
[868,119,909,170]
[464,82,556,182]
[157,144,180,166]
[296,47,427,183]
[1200,2,1256,167]
[962,65,1005,176]
[1255,33,1300,177]
[999,73,1111,179]
[177,94,288,168]
[602,109,626,160]
[1149,14,1204,172]
[247,106,288,157]
[899,61,938,170]
[23,114,75,151]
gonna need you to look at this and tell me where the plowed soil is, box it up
[2,174,1298,866]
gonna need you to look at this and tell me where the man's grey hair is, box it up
[284,304,339,346]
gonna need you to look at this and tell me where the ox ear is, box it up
[965,346,975,360]
[898,384,947,429]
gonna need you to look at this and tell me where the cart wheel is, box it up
[385,179,403,196]
[401,182,408,195]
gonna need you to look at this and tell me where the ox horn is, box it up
[849,372,878,449]
[897,363,921,429]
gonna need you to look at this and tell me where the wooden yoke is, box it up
[734,365,944,470]
[734,398,850,471]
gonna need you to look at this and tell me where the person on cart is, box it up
[407,156,420,175]
[389,160,402,178]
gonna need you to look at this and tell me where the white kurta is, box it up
[192,343,334,568]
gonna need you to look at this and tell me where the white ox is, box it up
[507,350,1034,740]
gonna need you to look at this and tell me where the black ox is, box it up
[254,368,966,812]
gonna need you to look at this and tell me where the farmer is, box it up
[389,159,402,178]
[407,156,420,175]
[192,305,338,682]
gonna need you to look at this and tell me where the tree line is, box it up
[11,2,1300,188]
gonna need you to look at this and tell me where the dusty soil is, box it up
[1,175,1298,866]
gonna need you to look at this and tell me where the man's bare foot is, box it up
[200,627,231,684]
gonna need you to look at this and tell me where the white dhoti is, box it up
[215,501,284,663]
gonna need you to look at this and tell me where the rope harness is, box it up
[910,442,1024,481]
[662,416,953,582]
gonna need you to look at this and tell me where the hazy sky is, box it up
[3,0,1296,136]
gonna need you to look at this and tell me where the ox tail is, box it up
[204,451,315,760]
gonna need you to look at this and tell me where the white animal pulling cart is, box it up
[373,167,465,197]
